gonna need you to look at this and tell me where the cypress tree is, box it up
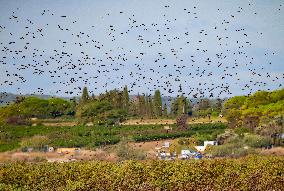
[177,95,185,115]
[145,94,150,117]
[123,85,129,111]
[81,87,90,103]
[163,103,168,117]
[140,94,146,116]
[153,90,162,117]
[171,98,178,115]
[148,97,154,118]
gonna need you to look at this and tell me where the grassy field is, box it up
[0,156,283,190]
[0,123,226,152]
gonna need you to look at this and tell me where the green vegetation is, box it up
[0,86,228,126]
[0,156,283,190]
[0,123,226,152]
[132,123,226,142]
[115,140,147,161]
[153,90,162,117]
[223,88,284,145]
[0,87,282,159]
[0,96,75,123]
[210,129,271,157]
[171,95,191,115]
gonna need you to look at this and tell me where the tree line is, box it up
[0,85,226,125]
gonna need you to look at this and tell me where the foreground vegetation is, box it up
[0,156,283,190]
[0,123,226,152]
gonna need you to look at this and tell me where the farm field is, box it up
[0,156,283,190]
[0,123,227,152]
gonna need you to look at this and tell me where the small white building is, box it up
[204,141,217,147]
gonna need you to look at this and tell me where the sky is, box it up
[0,0,283,98]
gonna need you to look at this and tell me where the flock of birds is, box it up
[0,2,283,98]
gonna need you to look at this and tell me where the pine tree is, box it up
[153,90,162,117]
[81,87,90,103]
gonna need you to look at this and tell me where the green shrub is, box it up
[116,141,146,161]
[234,127,252,137]
[20,135,50,150]
[243,134,270,148]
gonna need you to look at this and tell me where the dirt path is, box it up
[0,149,118,163]
[120,117,227,125]
[42,122,77,127]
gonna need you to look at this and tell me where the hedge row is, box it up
[0,156,283,190]
[133,123,226,142]
[133,131,194,142]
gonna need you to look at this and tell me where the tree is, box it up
[223,96,247,128]
[148,96,154,118]
[198,98,211,110]
[163,103,168,117]
[138,94,146,116]
[19,97,50,118]
[48,98,73,117]
[153,90,162,117]
[243,91,271,109]
[215,98,223,111]
[81,87,90,103]
[171,98,179,115]
[123,85,129,111]
[145,94,151,117]
[177,95,185,115]
[176,114,188,130]
[185,98,192,116]
[171,95,190,116]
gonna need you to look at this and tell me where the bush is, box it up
[243,134,270,148]
[211,133,270,157]
[116,141,146,161]
[234,127,252,137]
[209,144,256,158]
[20,135,50,151]
[176,114,188,129]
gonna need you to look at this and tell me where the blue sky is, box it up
[0,0,283,98]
